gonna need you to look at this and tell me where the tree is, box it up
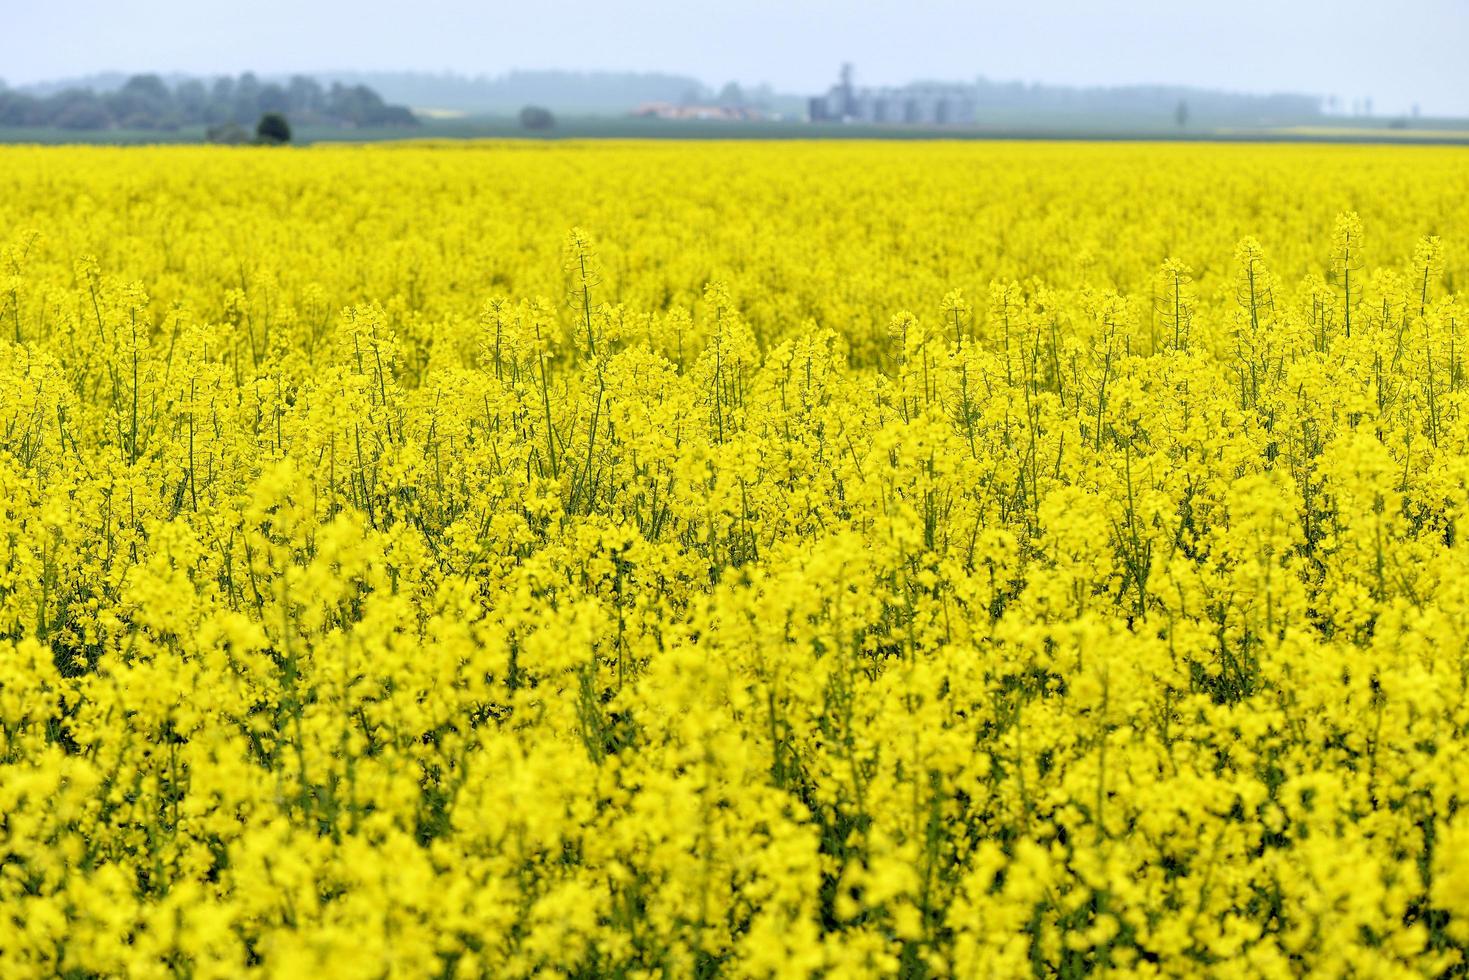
[288,75,324,114]
[54,96,111,131]
[257,83,290,114]
[119,74,170,105]
[324,83,417,127]
[717,81,745,107]
[175,79,208,119]
[0,90,35,126]
[235,72,261,115]
[109,74,175,128]
[519,105,555,131]
[255,112,291,144]
[1175,99,1189,129]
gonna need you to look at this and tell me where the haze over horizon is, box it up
[5,0,1467,117]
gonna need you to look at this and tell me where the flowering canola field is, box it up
[3,140,1469,977]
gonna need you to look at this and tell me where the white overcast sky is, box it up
[4,0,1467,115]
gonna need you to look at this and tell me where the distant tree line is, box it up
[0,73,419,131]
[963,77,1323,119]
[309,70,797,116]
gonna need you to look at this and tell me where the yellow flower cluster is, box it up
[3,140,1469,977]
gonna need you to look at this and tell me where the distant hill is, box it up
[6,69,760,120]
[4,68,1335,129]
[314,70,722,115]
[336,69,1326,123]
[13,72,150,96]
[966,77,1323,120]
[813,73,1326,127]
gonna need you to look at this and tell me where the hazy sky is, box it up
[5,0,1467,115]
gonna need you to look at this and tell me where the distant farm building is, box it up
[809,65,976,126]
[633,102,764,122]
